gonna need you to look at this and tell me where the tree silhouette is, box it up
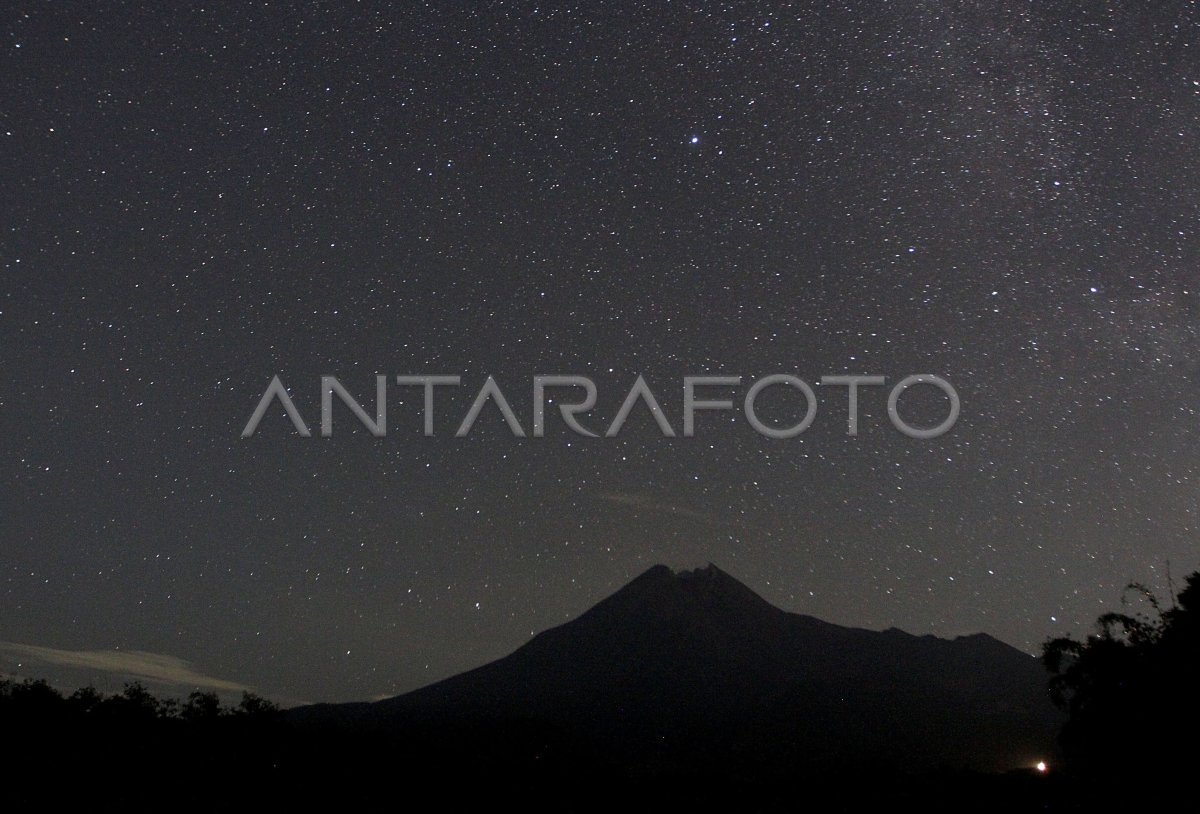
[181,690,223,722]
[1043,570,1200,802]
[234,691,280,718]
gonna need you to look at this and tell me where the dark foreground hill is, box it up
[295,564,1061,780]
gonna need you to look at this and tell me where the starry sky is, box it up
[2,1,1198,704]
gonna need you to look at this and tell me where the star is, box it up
[1,0,1193,705]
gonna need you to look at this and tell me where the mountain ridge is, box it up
[294,562,1060,774]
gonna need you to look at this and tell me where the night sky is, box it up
[2,1,1198,704]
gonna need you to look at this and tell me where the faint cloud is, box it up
[0,641,251,693]
[594,490,719,523]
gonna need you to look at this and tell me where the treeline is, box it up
[0,673,1063,812]
[0,679,303,810]
[0,678,279,723]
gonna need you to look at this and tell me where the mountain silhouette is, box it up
[296,564,1060,777]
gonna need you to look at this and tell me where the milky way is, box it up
[1,2,1198,702]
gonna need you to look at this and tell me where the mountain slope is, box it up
[298,564,1060,774]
